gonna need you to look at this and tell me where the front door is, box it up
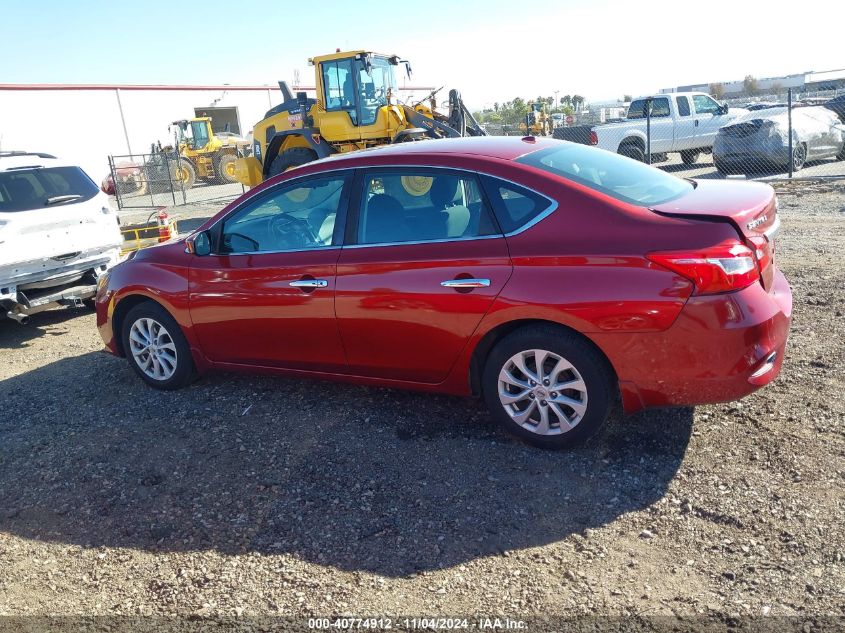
[189,174,351,371]
[335,168,512,383]
[692,94,730,147]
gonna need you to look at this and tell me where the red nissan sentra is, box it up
[96,137,791,448]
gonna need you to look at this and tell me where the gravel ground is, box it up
[0,182,843,629]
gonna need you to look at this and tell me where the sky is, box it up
[1,0,842,109]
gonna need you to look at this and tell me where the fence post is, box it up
[645,97,653,165]
[148,153,156,208]
[108,155,122,210]
[787,88,793,179]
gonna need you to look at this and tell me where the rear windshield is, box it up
[0,166,99,212]
[516,144,694,206]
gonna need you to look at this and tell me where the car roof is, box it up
[322,135,560,165]
[0,152,73,172]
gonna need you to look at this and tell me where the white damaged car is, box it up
[0,152,123,323]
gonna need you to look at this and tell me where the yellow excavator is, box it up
[234,49,485,186]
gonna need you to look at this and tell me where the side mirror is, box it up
[721,104,730,115]
[185,230,211,256]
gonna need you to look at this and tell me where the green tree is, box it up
[709,83,725,99]
[572,94,585,111]
[622,94,632,102]
[743,75,759,96]
[561,94,572,108]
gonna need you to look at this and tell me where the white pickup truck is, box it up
[589,92,747,164]
[0,152,123,323]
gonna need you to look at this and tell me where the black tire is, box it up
[791,143,807,172]
[171,160,196,189]
[481,325,615,449]
[215,153,239,184]
[680,149,701,165]
[268,147,318,178]
[618,143,645,162]
[82,299,97,311]
[121,302,194,390]
[714,158,739,176]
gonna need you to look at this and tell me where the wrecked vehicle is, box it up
[0,152,123,323]
[713,106,845,175]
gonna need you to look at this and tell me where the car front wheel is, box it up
[482,326,614,448]
[122,302,194,390]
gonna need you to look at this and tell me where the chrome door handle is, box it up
[441,278,491,288]
[289,279,328,288]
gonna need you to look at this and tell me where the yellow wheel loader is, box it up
[522,101,553,136]
[235,50,485,186]
[169,117,251,188]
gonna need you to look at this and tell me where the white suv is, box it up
[0,152,123,323]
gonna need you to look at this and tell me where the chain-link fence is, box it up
[107,150,247,209]
[498,88,845,181]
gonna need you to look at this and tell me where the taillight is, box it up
[747,235,772,270]
[646,240,759,295]
[589,131,598,145]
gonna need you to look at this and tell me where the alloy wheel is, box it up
[128,317,178,381]
[498,348,588,436]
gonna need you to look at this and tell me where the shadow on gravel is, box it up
[0,308,93,349]
[0,352,693,577]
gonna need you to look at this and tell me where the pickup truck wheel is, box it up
[618,144,645,162]
[680,150,701,165]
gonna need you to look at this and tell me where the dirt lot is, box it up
[1,182,843,629]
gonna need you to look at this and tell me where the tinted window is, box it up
[0,166,99,212]
[357,171,498,245]
[480,176,552,234]
[627,97,670,119]
[220,176,346,253]
[516,144,693,206]
[677,96,691,117]
[693,94,721,115]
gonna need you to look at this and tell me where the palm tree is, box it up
[561,95,572,108]
[572,95,585,111]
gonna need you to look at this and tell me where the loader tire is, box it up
[215,154,239,184]
[268,148,317,178]
[171,160,196,190]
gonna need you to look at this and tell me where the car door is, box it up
[672,95,698,150]
[692,94,729,147]
[188,174,351,371]
[334,168,513,383]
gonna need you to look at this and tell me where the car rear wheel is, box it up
[792,143,807,172]
[680,149,701,165]
[122,302,194,390]
[482,326,614,448]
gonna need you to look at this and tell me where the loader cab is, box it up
[315,51,399,131]
[173,119,212,152]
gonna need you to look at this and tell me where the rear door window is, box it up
[627,97,671,119]
[0,167,99,212]
[677,96,691,117]
[355,170,499,245]
[480,176,553,234]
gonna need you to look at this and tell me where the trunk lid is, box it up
[649,180,779,290]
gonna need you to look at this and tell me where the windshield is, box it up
[0,166,99,212]
[190,121,210,150]
[516,143,694,206]
[357,56,396,126]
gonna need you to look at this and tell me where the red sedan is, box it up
[95,137,791,448]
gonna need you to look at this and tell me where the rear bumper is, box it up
[599,268,792,412]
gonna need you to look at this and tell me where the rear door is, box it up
[673,95,698,150]
[334,168,512,383]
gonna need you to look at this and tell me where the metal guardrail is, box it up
[120,218,179,256]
